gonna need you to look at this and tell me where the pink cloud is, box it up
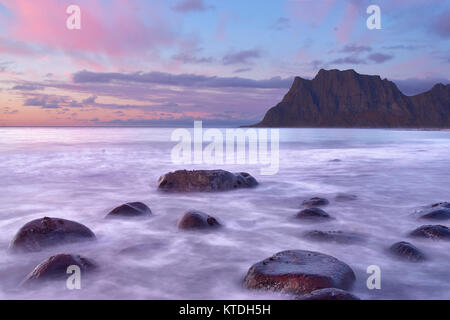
[0,0,175,57]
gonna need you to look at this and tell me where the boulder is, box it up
[296,208,331,220]
[243,250,356,295]
[431,202,450,208]
[304,230,364,244]
[389,241,426,262]
[410,225,450,240]
[21,254,96,286]
[158,170,258,192]
[9,217,96,253]
[106,202,152,219]
[296,288,360,300]
[177,210,221,230]
[420,208,450,221]
[302,197,329,207]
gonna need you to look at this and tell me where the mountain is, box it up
[250,69,450,128]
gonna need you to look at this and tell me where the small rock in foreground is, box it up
[177,210,221,230]
[410,225,450,240]
[296,288,360,300]
[106,202,152,219]
[389,241,426,262]
[296,208,331,220]
[9,217,96,253]
[21,254,96,286]
[243,250,355,295]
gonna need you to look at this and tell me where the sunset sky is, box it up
[0,0,449,126]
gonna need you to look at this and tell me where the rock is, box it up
[243,250,356,295]
[9,217,96,253]
[21,254,96,286]
[431,202,450,208]
[296,288,360,300]
[158,169,258,192]
[420,208,450,221]
[177,210,221,230]
[302,197,329,207]
[304,230,364,244]
[106,202,152,219]
[296,208,331,220]
[335,193,358,201]
[389,241,426,262]
[410,225,450,240]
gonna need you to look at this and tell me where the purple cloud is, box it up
[222,49,262,65]
[368,53,394,63]
[431,10,450,38]
[172,0,213,12]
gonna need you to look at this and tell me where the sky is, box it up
[0,0,449,126]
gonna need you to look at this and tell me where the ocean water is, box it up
[0,127,449,300]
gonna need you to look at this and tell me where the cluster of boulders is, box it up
[6,169,449,300]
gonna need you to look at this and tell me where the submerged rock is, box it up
[296,208,331,220]
[420,208,450,221]
[302,197,329,207]
[410,225,450,240]
[304,230,364,244]
[9,217,96,253]
[431,202,450,208]
[243,250,355,295]
[296,288,360,300]
[106,202,152,219]
[335,193,358,202]
[177,210,221,230]
[21,254,96,286]
[389,241,426,262]
[158,169,258,192]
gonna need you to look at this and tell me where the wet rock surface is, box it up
[106,202,152,219]
[302,197,329,207]
[296,288,360,300]
[158,170,258,192]
[420,208,450,221]
[304,230,364,244]
[296,208,331,220]
[389,241,426,262]
[335,193,358,202]
[431,202,450,208]
[177,210,221,230]
[410,225,450,240]
[21,254,96,285]
[243,250,356,295]
[9,217,96,253]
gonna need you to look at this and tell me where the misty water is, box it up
[0,127,449,300]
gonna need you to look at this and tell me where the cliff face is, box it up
[252,69,450,128]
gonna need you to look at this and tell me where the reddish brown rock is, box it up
[21,254,96,286]
[177,210,221,230]
[296,288,360,300]
[243,250,355,295]
[389,241,426,262]
[106,202,152,219]
[158,169,258,192]
[410,225,450,240]
[9,217,96,253]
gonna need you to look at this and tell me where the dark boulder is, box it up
[410,225,450,240]
[158,170,258,192]
[106,202,152,219]
[389,241,426,262]
[302,197,329,207]
[243,250,356,295]
[304,230,364,244]
[431,202,450,208]
[420,208,450,221]
[296,288,360,300]
[296,208,331,220]
[177,210,221,230]
[9,217,96,253]
[21,254,96,286]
